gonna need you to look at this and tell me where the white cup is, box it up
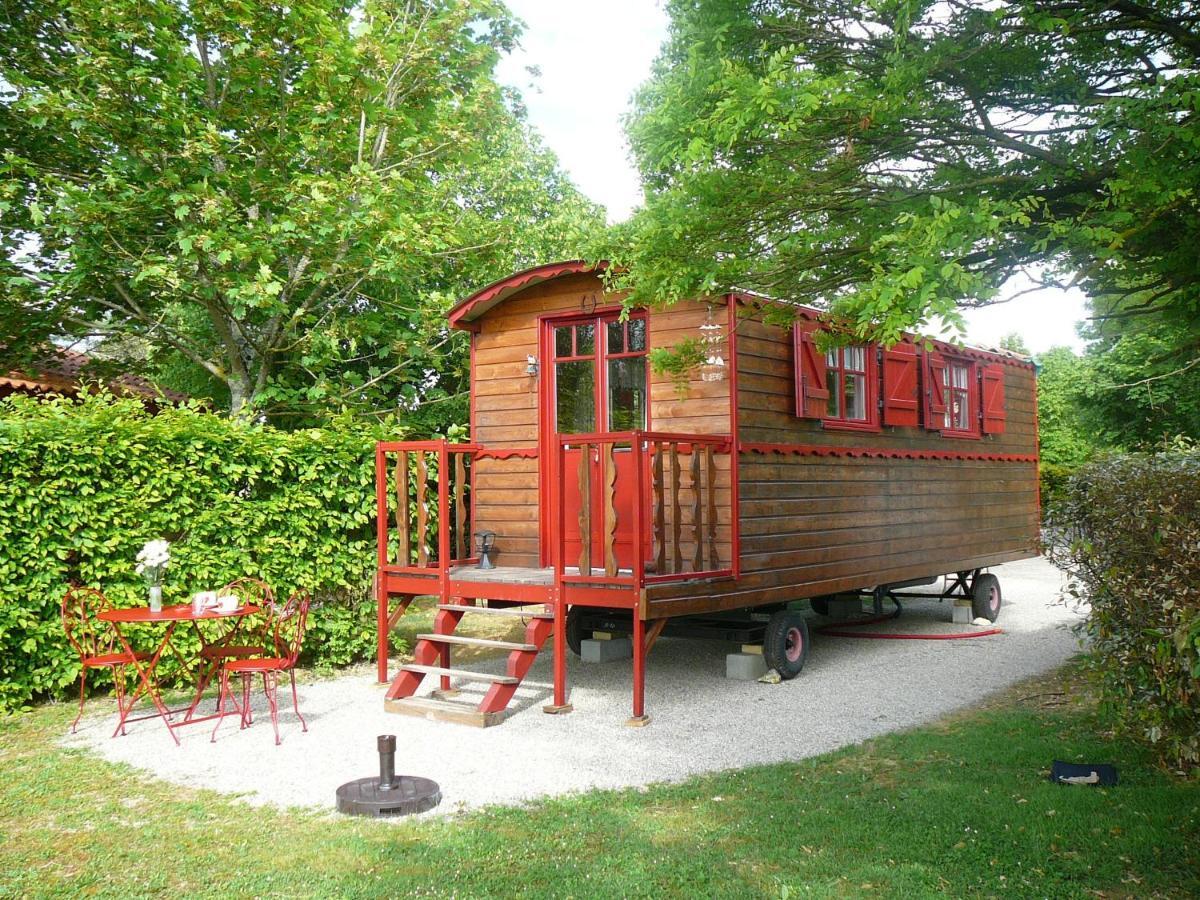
[216,594,239,613]
[191,590,217,615]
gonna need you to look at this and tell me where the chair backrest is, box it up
[61,586,116,661]
[270,590,311,667]
[217,577,276,651]
[220,577,276,613]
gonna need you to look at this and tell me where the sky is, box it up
[495,1,1088,355]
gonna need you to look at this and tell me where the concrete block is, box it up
[827,594,866,620]
[581,637,632,663]
[726,652,769,681]
[952,600,973,624]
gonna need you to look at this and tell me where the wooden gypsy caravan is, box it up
[374,261,1040,726]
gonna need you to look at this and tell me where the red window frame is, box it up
[548,310,649,434]
[822,344,880,432]
[939,356,980,439]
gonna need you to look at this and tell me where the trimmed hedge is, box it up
[0,392,399,713]
[1048,450,1200,771]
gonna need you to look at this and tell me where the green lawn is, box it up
[1,665,1196,898]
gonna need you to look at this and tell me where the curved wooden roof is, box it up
[447,260,605,330]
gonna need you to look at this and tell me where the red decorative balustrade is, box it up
[375,441,478,578]
[551,431,734,591]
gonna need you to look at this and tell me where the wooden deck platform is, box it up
[447,565,637,585]
[449,565,554,585]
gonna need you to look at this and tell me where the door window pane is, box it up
[575,323,595,355]
[556,360,595,433]
[607,320,624,354]
[555,326,573,358]
[607,357,646,430]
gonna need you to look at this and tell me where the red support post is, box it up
[632,432,645,592]
[544,436,572,715]
[375,573,388,684]
[628,611,649,727]
[375,445,390,683]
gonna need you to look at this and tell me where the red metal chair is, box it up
[185,577,276,720]
[211,589,311,745]
[60,586,153,734]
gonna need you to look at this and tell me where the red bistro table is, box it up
[98,603,261,745]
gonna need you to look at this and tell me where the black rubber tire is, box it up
[566,606,587,657]
[971,572,1002,623]
[762,610,810,680]
[810,596,831,616]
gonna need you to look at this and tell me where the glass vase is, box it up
[149,584,163,614]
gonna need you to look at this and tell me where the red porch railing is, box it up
[375,441,478,577]
[551,431,735,591]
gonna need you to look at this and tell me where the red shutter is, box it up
[881,343,919,427]
[793,322,829,418]
[981,363,1007,434]
[924,351,947,430]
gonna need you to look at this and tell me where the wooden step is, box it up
[384,695,508,728]
[416,633,537,652]
[399,663,519,685]
[437,603,553,619]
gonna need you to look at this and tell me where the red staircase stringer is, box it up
[478,616,555,714]
[385,607,464,700]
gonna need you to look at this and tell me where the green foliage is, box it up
[0,0,603,420]
[602,0,1200,363]
[1037,461,1076,512]
[648,337,708,397]
[1035,347,1102,469]
[999,332,1030,355]
[0,392,403,713]
[1048,450,1200,771]
[1079,320,1200,449]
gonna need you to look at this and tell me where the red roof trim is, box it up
[739,442,1036,463]
[447,260,605,330]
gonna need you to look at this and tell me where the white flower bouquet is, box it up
[135,539,170,611]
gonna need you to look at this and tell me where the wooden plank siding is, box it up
[644,306,1040,618]
[469,272,732,568]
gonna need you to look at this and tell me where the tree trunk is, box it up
[227,373,253,418]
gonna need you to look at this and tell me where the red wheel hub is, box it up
[785,626,804,663]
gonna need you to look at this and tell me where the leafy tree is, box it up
[1080,318,1200,447]
[1,0,602,420]
[999,332,1030,355]
[1035,346,1099,468]
[605,0,1200,360]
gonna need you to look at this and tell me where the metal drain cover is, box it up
[336,735,442,818]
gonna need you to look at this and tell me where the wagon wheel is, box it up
[970,573,1002,623]
[566,606,587,657]
[763,610,810,680]
[809,596,831,616]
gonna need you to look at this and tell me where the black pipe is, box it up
[378,734,397,791]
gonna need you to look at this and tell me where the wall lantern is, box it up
[475,530,497,570]
[525,355,539,377]
[699,305,726,382]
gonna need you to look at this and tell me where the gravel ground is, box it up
[64,556,1084,815]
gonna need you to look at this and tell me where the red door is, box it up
[547,312,648,572]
